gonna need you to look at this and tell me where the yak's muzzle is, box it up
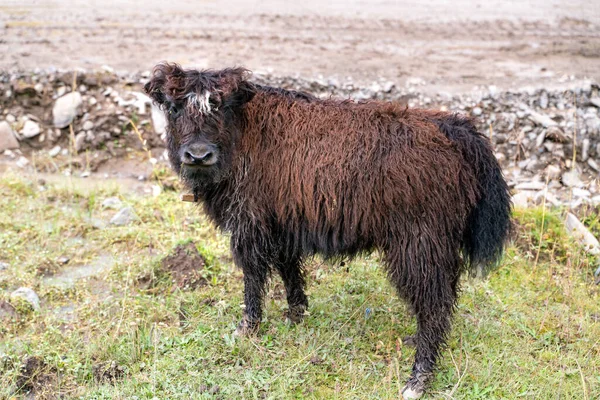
[181,143,218,167]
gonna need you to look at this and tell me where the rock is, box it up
[511,191,533,208]
[528,110,557,127]
[10,287,40,311]
[20,120,41,138]
[572,188,591,198]
[48,145,61,157]
[515,181,546,191]
[545,165,562,180]
[581,138,590,162]
[590,98,600,108]
[102,197,122,209]
[539,91,549,109]
[564,213,600,255]
[53,92,83,128]
[589,159,600,172]
[16,156,29,168]
[0,121,19,151]
[74,131,86,152]
[82,120,94,131]
[151,103,167,136]
[592,196,600,206]
[110,207,138,226]
[561,170,584,188]
[535,131,546,148]
[472,107,482,116]
[0,261,8,271]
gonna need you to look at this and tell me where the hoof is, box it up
[401,385,423,399]
[234,316,259,336]
[285,305,307,325]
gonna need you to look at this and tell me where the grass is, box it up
[0,170,599,399]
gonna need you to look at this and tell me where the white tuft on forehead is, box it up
[186,91,212,115]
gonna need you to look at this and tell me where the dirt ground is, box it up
[1,0,598,94]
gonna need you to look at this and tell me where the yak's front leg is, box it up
[232,235,271,336]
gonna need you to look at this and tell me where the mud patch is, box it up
[92,360,125,384]
[15,356,61,399]
[160,242,207,290]
[0,300,18,320]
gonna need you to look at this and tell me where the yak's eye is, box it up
[168,104,181,118]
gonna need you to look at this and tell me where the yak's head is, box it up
[144,63,255,186]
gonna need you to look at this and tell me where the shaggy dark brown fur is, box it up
[145,63,511,397]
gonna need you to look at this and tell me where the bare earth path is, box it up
[1,0,599,94]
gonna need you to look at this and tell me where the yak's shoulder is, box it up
[254,84,318,103]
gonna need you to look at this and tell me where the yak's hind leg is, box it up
[386,239,461,399]
[274,250,308,324]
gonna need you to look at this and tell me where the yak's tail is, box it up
[434,114,512,275]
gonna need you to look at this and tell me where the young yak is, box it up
[145,63,511,399]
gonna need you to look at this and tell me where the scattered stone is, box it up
[110,206,138,226]
[515,181,546,191]
[472,107,482,116]
[572,188,591,198]
[48,145,61,157]
[511,191,533,208]
[564,213,600,255]
[53,92,83,128]
[561,170,584,188]
[528,109,557,127]
[0,121,19,151]
[0,261,8,271]
[16,156,29,168]
[10,287,40,311]
[20,120,41,138]
[82,120,94,131]
[102,197,122,209]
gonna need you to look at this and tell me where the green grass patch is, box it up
[0,172,599,399]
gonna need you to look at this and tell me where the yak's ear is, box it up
[144,63,185,105]
[217,68,256,110]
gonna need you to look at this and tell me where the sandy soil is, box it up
[0,0,599,94]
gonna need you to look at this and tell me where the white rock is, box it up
[562,170,584,188]
[515,181,546,191]
[151,103,167,136]
[572,188,591,198]
[110,207,138,226]
[16,156,29,168]
[82,120,94,131]
[528,110,557,127]
[564,213,600,255]
[53,92,83,128]
[472,107,482,116]
[48,145,61,157]
[0,121,19,151]
[588,159,600,172]
[20,120,41,138]
[581,138,590,162]
[512,191,534,208]
[11,287,40,311]
[102,197,122,209]
[545,165,561,180]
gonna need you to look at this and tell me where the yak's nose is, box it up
[181,143,218,166]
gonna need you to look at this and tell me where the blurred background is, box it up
[1,2,599,399]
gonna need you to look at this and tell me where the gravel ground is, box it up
[0,0,598,94]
